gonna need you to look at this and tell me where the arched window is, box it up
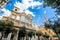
[21,16,25,22]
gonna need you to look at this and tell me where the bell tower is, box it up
[13,6,19,12]
[33,22,36,30]
[9,6,20,19]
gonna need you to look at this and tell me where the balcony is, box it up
[13,20,32,29]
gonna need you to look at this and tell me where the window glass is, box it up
[21,16,25,22]
[16,16,20,20]
[26,19,30,24]
[11,15,15,19]
[26,19,28,23]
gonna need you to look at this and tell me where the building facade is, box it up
[2,6,35,40]
[2,6,33,30]
[38,25,56,37]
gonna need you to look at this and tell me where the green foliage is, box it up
[43,0,60,15]
[53,20,60,34]
[44,0,55,6]
[0,20,14,32]
[0,20,15,38]
[27,31,35,38]
[0,20,5,31]
[18,27,27,37]
[55,27,60,33]
[44,23,51,29]
[43,33,49,38]
[53,35,58,37]
[36,31,43,36]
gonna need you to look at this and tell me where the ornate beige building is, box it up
[38,26,56,37]
[2,6,36,40]
[2,6,33,30]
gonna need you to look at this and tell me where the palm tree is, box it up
[36,31,43,40]
[18,26,27,40]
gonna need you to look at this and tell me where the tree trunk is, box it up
[23,37,24,40]
[29,37,31,40]
[26,35,28,40]
[7,33,12,40]
[38,36,40,40]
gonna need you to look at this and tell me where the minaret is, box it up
[44,11,49,24]
[44,15,49,24]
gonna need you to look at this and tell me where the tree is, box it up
[18,26,27,40]
[44,23,51,29]
[43,0,60,15]
[0,20,15,39]
[43,33,49,40]
[0,20,15,37]
[4,21,15,38]
[0,20,5,40]
[36,31,43,40]
[0,20,5,32]
[27,31,35,40]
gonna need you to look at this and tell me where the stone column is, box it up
[13,30,19,40]
[0,32,2,40]
[7,33,12,40]
[16,30,19,40]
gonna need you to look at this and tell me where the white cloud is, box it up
[25,10,35,17]
[0,8,11,19]
[1,8,11,16]
[14,0,42,16]
[0,0,42,18]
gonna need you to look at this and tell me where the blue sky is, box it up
[0,0,56,26]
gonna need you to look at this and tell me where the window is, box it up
[15,9,17,11]
[21,16,25,22]
[26,19,28,23]
[16,16,20,20]
[26,19,30,24]
[29,21,31,24]
[11,15,15,19]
